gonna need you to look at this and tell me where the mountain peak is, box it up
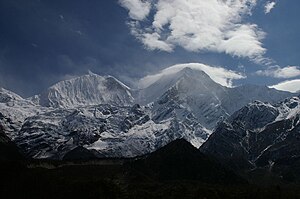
[32,73,134,108]
[0,87,24,103]
[174,68,222,90]
[153,138,199,155]
[178,67,210,79]
[137,67,220,105]
[201,94,300,171]
[87,70,96,76]
[131,138,245,184]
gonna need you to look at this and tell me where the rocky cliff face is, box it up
[201,96,300,170]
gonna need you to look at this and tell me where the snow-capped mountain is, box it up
[0,71,210,159]
[148,68,229,130]
[0,88,47,139]
[140,67,292,129]
[0,68,295,159]
[13,103,209,159]
[30,73,134,108]
[200,95,300,169]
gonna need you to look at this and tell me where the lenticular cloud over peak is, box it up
[119,0,267,62]
[139,63,246,88]
[270,79,300,93]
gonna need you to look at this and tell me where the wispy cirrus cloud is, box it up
[265,1,276,14]
[119,0,269,63]
[256,65,300,78]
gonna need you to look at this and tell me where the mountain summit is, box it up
[137,67,221,105]
[30,73,134,108]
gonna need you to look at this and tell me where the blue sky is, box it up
[0,0,299,96]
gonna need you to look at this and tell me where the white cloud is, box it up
[270,79,300,93]
[120,0,269,62]
[139,63,246,88]
[141,32,174,52]
[219,24,266,59]
[256,66,300,78]
[265,1,276,14]
[119,0,151,21]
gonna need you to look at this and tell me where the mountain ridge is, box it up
[200,95,300,171]
[0,67,295,159]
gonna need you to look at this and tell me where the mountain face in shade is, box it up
[200,96,300,170]
[129,139,246,184]
[62,146,98,161]
[30,73,134,108]
[0,125,23,162]
[0,68,294,159]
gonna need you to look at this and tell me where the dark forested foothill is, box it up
[1,137,300,199]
